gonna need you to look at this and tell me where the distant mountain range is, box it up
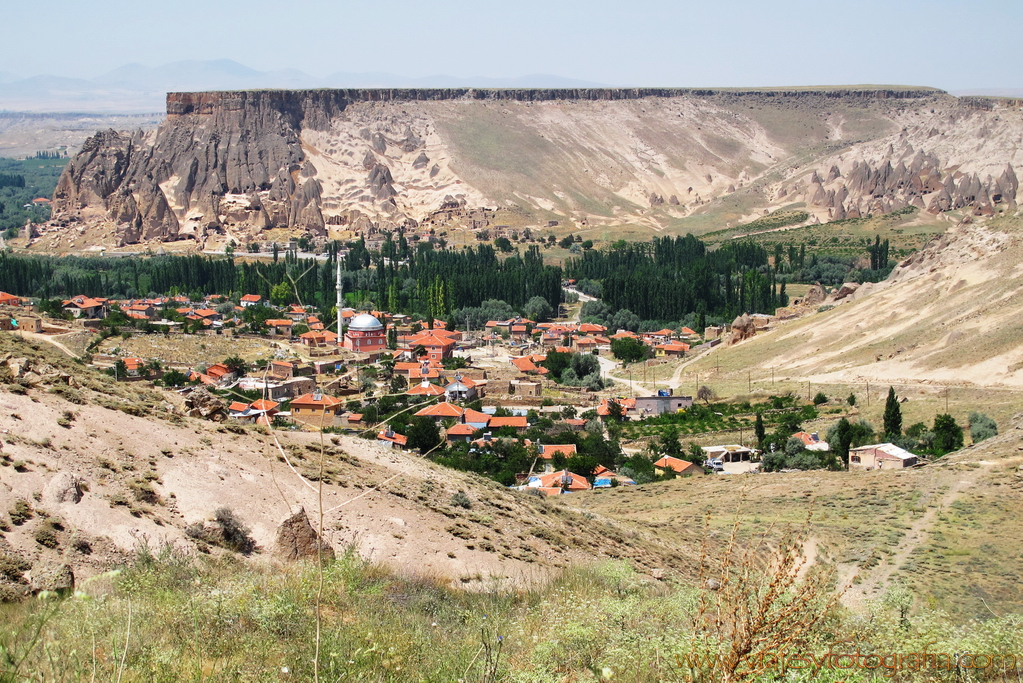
[0,59,608,113]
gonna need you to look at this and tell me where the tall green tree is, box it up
[406,416,442,453]
[610,337,648,363]
[754,412,766,447]
[932,414,964,455]
[883,386,902,438]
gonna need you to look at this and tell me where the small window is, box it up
[851,455,861,463]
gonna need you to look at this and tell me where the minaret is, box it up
[335,257,344,343]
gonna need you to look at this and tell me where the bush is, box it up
[0,552,30,582]
[34,521,59,548]
[8,499,32,526]
[450,491,472,509]
[813,392,828,406]
[968,412,998,444]
[187,508,256,555]
[215,507,256,554]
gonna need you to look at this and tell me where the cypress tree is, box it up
[754,412,766,447]
[883,386,902,438]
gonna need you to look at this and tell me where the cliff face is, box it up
[46,87,1023,249]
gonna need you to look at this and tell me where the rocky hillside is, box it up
[0,334,691,598]
[40,87,1023,250]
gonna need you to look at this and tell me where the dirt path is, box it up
[17,331,81,359]
[838,466,987,610]
[602,345,722,394]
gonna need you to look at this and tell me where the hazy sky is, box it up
[5,0,1021,89]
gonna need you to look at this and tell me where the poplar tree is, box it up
[755,412,766,447]
[883,386,902,438]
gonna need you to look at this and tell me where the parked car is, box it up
[705,458,724,471]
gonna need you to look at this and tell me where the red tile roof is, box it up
[291,393,343,409]
[461,408,491,424]
[407,382,446,396]
[511,356,539,373]
[414,402,464,418]
[534,469,590,491]
[653,456,700,474]
[538,444,577,459]
[377,430,408,446]
[597,398,636,416]
[446,423,477,436]
[489,416,528,429]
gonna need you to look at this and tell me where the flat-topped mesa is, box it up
[166,86,949,117]
[44,85,1021,252]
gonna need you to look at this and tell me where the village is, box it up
[0,284,923,497]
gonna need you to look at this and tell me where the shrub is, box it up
[187,507,257,555]
[451,491,472,509]
[0,552,30,582]
[70,536,93,554]
[968,412,998,444]
[130,480,159,504]
[8,499,32,525]
[812,392,828,406]
[34,521,59,548]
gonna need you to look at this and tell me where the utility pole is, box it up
[807,380,811,400]
[945,387,949,413]
[748,370,751,393]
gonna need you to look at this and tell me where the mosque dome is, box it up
[348,314,384,331]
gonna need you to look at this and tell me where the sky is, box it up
[4,0,1022,90]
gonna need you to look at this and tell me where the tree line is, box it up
[0,240,564,322]
[566,235,787,321]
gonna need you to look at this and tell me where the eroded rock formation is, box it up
[44,88,1023,250]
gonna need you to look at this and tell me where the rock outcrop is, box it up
[184,387,227,421]
[30,563,75,596]
[272,506,335,561]
[729,314,757,344]
[801,283,828,307]
[42,472,83,505]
